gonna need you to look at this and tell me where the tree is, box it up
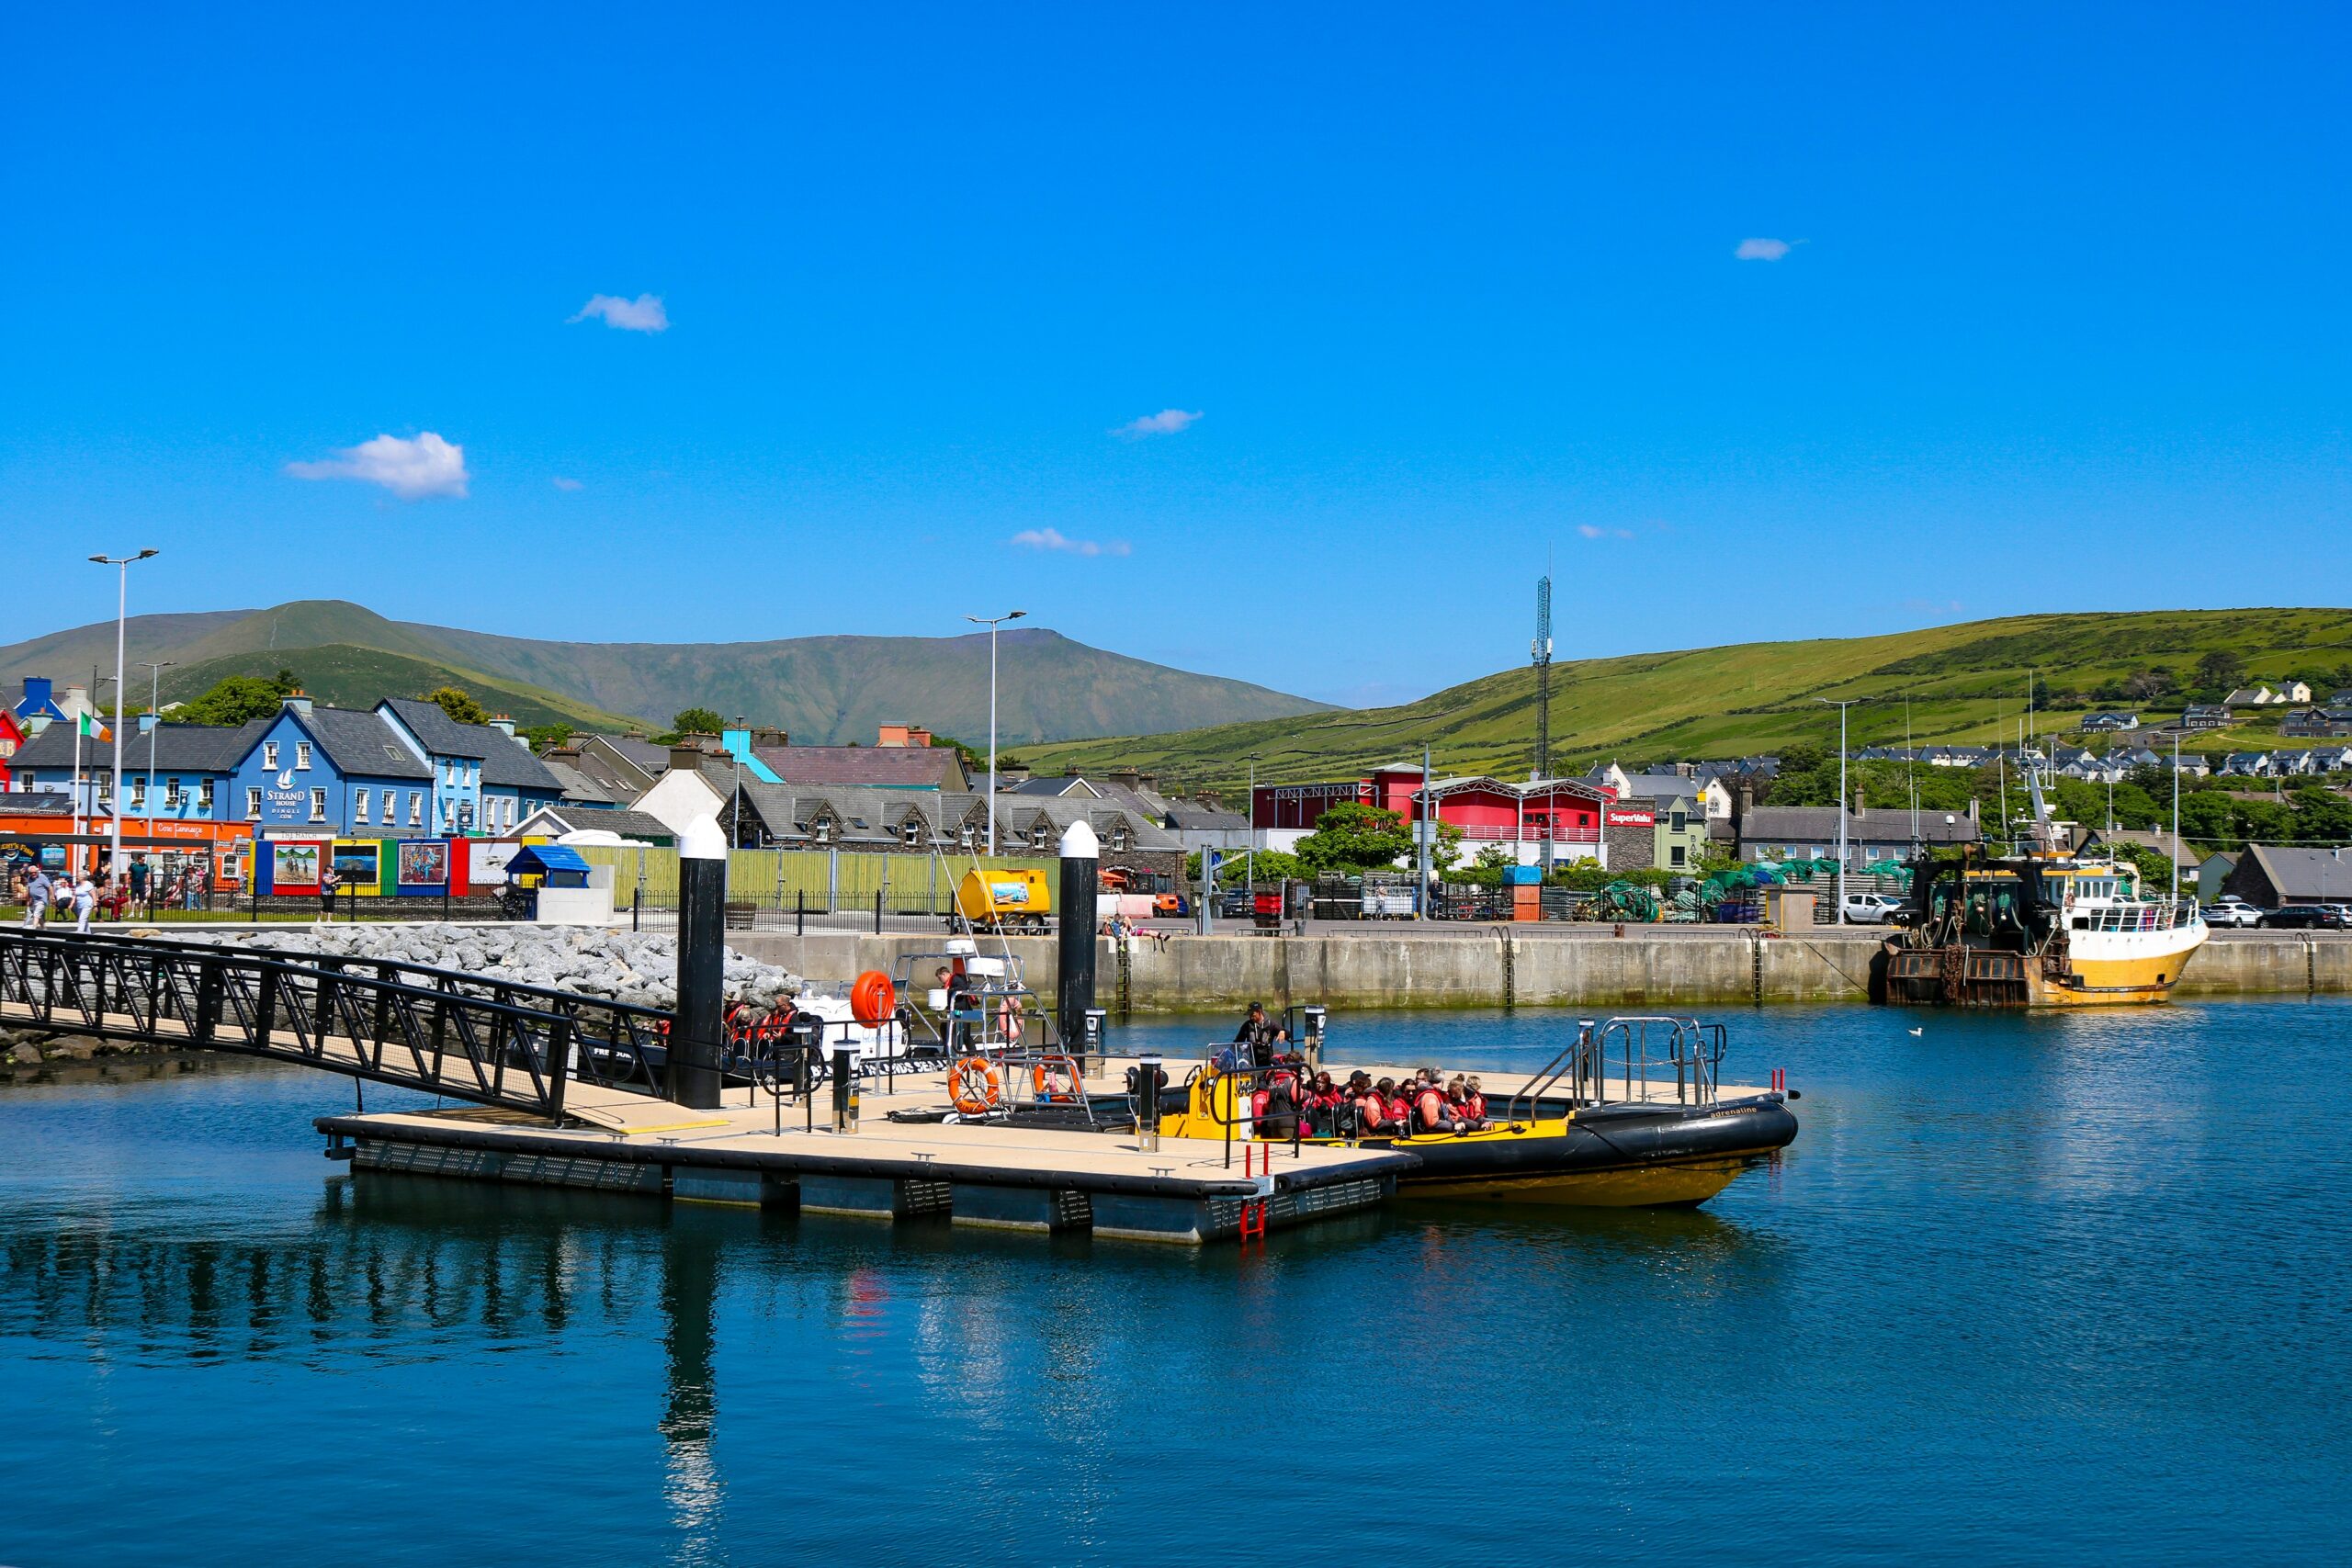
[1294,803,1416,872]
[2195,650,2245,692]
[425,686,491,726]
[672,706,727,737]
[171,673,296,727]
[520,723,573,751]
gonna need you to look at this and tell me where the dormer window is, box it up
[959,823,976,848]
[901,818,922,847]
[1030,821,1050,851]
[811,818,831,843]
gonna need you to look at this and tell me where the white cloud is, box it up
[569,292,670,332]
[1735,238,1793,261]
[1111,408,1203,439]
[286,432,469,501]
[551,476,583,491]
[1577,524,1634,540]
[1012,527,1132,558]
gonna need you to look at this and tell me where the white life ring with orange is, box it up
[950,1056,1002,1114]
[996,995,1026,1044]
[1032,1056,1082,1102]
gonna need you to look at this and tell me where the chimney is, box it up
[21,676,51,710]
[752,726,787,748]
[1966,796,1980,822]
[909,727,932,748]
[138,713,159,735]
[1736,782,1754,818]
[489,714,515,739]
[1137,773,1159,795]
[669,743,707,773]
[550,745,582,763]
[876,723,910,748]
[1196,789,1224,811]
[624,729,648,741]
[283,687,313,716]
[1109,768,1141,791]
[1853,784,1865,819]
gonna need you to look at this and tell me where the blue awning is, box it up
[508,844,592,876]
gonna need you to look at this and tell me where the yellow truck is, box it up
[954,868,1051,932]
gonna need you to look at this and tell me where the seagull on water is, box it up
[1906,1027,1924,1037]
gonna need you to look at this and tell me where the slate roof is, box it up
[540,758,616,806]
[379,699,561,792]
[2239,845,2352,902]
[1738,805,1980,846]
[297,706,433,780]
[0,790,77,816]
[515,804,676,842]
[750,744,967,791]
[9,719,266,773]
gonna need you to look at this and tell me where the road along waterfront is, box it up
[5,999,2347,1565]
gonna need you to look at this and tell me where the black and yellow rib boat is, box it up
[1157,1016,1799,1208]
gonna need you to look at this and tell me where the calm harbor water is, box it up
[5,1000,2349,1566]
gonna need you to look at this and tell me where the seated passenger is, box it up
[1380,1077,1412,1129]
[1461,1076,1488,1127]
[1255,1068,1299,1139]
[1413,1077,1455,1134]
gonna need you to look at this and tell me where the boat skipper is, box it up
[1232,1001,1288,1068]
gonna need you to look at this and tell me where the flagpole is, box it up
[89,549,158,888]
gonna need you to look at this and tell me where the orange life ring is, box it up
[949,1056,1002,1114]
[850,970,897,1025]
[1032,1056,1081,1102]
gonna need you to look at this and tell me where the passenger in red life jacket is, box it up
[1253,1069,1300,1139]
[1381,1077,1412,1129]
[1359,1076,1396,1134]
[1460,1075,1488,1127]
[1413,1078,1456,1134]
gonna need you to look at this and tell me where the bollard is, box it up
[671,816,729,1110]
[1056,819,1099,1049]
[1080,1006,1107,1077]
[831,1046,857,1132]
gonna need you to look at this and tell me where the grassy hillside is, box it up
[1020,609,2352,793]
[0,600,1329,745]
[156,645,646,732]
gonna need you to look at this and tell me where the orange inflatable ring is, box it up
[950,1056,1002,1114]
[850,970,897,1026]
[1032,1057,1082,1102]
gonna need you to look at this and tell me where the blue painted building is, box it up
[374,699,564,837]
[225,695,435,836]
[6,716,260,820]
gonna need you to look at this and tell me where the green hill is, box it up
[156,646,645,732]
[0,600,1330,745]
[1020,609,2352,792]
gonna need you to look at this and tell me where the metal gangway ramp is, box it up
[0,931,685,1131]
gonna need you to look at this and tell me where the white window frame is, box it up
[129,777,147,810]
[354,786,370,823]
[407,792,423,827]
[262,740,278,770]
[164,777,183,808]
[309,788,328,823]
[295,741,312,771]
[197,780,214,814]
[245,786,262,818]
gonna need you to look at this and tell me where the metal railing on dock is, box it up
[1507,1015,1724,1122]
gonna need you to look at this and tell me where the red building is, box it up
[1253,764,1611,864]
[0,709,22,790]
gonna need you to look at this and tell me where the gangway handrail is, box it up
[1507,1014,1724,1122]
[0,929,667,1118]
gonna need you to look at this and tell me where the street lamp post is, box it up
[965,609,1025,854]
[1245,753,1260,896]
[1817,697,1859,924]
[137,659,175,832]
[730,715,747,849]
[90,549,159,882]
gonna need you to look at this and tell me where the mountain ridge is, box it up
[0,599,1332,746]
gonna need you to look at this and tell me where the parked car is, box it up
[2201,897,2264,928]
[2257,906,2349,931]
[1840,891,1905,925]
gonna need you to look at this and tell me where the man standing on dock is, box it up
[1232,1001,1288,1068]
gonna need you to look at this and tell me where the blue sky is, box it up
[5,4,2346,706]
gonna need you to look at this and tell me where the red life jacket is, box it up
[1416,1088,1447,1130]
[1464,1093,1487,1120]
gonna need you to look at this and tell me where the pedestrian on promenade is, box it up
[318,865,342,923]
[128,854,151,918]
[20,865,51,929]
[73,874,97,934]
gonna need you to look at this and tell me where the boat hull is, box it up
[1166,1095,1798,1209]
[1880,924,2207,1008]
